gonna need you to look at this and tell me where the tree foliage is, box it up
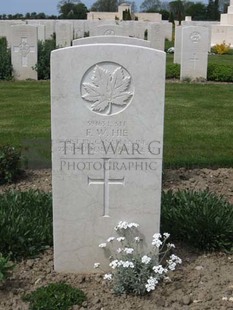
[206,0,220,20]
[169,0,185,25]
[185,2,207,20]
[140,0,161,12]
[58,0,88,19]
[91,0,118,12]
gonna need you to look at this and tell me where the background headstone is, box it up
[11,25,38,80]
[72,35,151,47]
[56,22,73,47]
[148,23,165,50]
[90,24,125,36]
[51,43,165,273]
[174,26,182,64]
[180,26,209,80]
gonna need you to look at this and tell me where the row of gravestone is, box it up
[8,24,210,80]
[0,20,172,46]
[7,22,172,80]
[6,23,209,81]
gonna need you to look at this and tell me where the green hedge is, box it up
[0,37,12,80]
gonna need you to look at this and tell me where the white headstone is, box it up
[51,43,165,273]
[148,23,165,50]
[73,20,86,39]
[90,24,125,36]
[180,26,209,80]
[11,25,38,80]
[174,26,182,64]
[56,22,73,47]
[72,35,151,47]
[37,25,45,41]
[162,21,173,41]
[27,20,55,40]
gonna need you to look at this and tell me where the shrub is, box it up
[0,145,22,184]
[33,37,56,80]
[161,190,233,251]
[96,221,181,295]
[0,190,53,260]
[212,41,231,55]
[207,63,233,82]
[166,63,180,79]
[0,253,14,283]
[23,282,86,310]
[0,37,12,80]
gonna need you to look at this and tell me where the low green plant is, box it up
[96,221,181,295]
[0,37,12,80]
[212,41,231,55]
[166,63,180,79]
[0,253,14,283]
[207,63,233,82]
[0,190,52,260]
[161,190,233,251]
[33,38,57,80]
[23,282,86,310]
[0,145,22,184]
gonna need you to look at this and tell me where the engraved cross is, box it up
[88,159,125,217]
[13,37,36,67]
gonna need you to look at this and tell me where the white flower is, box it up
[115,221,128,230]
[115,221,139,230]
[134,236,140,242]
[117,248,122,253]
[167,261,176,271]
[107,237,115,242]
[103,273,112,280]
[99,243,107,248]
[128,222,139,228]
[94,263,100,269]
[167,243,175,248]
[124,247,134,254]
[153,265,165,274]
[153,233,161,239]
[170,254,182,264]
[122,261,135,268]
[163,232,170,238]
[152,234,162,247]
[141,255,151,264]
[145,276,158,292]
[116,237,125,242]
[109,259,119,269]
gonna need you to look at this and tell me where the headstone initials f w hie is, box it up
[51,43,165,273]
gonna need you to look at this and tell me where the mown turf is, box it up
[1,80,233,168]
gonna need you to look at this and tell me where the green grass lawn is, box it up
[166,52,233,66]
[0,81,51,167]
[0,80,233,168]
[164,82,233,167]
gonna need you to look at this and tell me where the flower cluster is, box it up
[95,221,181,295]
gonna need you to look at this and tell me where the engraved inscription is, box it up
[81,62,134,116]
[189,53,199,71]
[190,31,201,43]
[104,29,115,35]
[88,159,125,217]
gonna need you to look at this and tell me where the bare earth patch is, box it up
[0,168,233,310]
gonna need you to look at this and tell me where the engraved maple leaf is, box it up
[82,65,133,114]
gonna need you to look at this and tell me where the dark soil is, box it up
[0,168,233,310]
